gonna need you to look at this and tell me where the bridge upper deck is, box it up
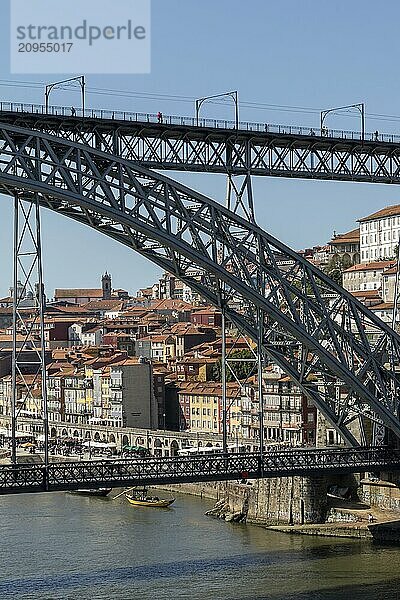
[2,102,400,182]
[0,100,399,145]
[1,102,400,183]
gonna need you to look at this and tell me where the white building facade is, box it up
[359,205,400,263]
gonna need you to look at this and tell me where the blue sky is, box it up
[1,0,400,297]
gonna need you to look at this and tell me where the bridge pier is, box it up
[247,475,328,525]
[206,475,329,526]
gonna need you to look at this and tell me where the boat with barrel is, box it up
[123,487,175,507]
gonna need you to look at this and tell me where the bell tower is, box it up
[102,271,112,300]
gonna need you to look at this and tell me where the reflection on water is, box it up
[0,490,399,599]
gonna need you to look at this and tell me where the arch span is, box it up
[1,123,400,445]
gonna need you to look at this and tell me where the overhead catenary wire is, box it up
[1,78,400,125]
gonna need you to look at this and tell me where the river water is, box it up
[0,490,399,600]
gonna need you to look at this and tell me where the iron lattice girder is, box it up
[0,448,400,494]
[2,111,400,182]
[1,124,400,444]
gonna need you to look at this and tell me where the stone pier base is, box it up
[246,476,328,525]
[161,475,329,526]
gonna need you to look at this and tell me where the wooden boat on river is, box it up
[124,487,175,508]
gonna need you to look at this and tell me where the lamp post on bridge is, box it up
[195,90,239,129]
[320,103,365,141]
[44,76,86,116]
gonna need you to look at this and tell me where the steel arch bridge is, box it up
[3,104,400,183]
[1,121,400,446]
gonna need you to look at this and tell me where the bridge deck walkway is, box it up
[0,101,399,145]
[0,447,399,495]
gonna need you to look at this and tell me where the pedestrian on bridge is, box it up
[157,111,163,123]
[71,106,76,117]
[374,130,379,141]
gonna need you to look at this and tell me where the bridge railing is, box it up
[1,101,399,144]
[0,452,263,493]
[0,447,399,494]
[263,445,400,473]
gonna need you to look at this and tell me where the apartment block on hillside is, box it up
[359,205,400,262]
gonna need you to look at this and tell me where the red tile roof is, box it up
[138,334,174,343]
[177,381,240,396]
[54,288,103,299]
[359,204,400,222]
[370,302,394,310]
[329,228,360,245]
[82,300,123,311]
[150,299,194,310]
[109,357,144,367]
[192,307,222,315]
[48,305,90,314]
[351,290,381,298]
[344,260,396,273]
[383,265,398,275]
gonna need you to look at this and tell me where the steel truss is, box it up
[0,447,399,495]
[1,124,400,445]
[220,171,263,453]
[11,193,49,465]
[3,111,400,184]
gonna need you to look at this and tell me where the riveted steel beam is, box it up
[2,110,400,183]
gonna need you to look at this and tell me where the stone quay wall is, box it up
[361,478,400,512]
[160,475,329,526]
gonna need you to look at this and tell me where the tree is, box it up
[212,349,255,382]
[324,254,346,285]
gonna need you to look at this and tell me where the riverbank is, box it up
[158,480,400,542]
[267,498,400,542]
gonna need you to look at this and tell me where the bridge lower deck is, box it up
[1,447,399,495]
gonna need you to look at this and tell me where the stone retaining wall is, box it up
[159,475,328,525]
[361,479,400,511]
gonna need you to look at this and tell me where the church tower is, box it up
[102,272,112,300]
